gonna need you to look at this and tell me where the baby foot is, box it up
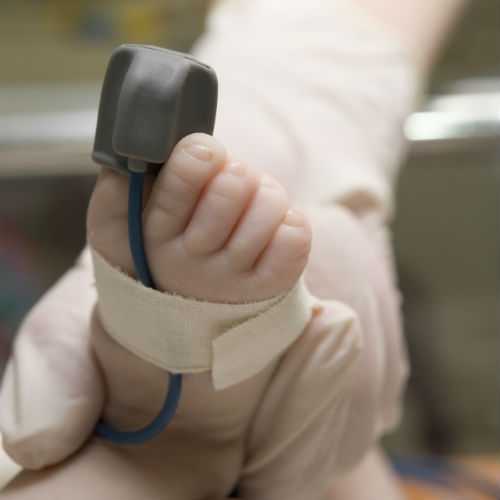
[87,133,311,304]
[85,133,313,496]
[87,133,312,430]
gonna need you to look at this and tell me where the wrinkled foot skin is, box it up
[87,133,312,303]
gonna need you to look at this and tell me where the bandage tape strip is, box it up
[92,249,315,390]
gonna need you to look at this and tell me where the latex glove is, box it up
[0,0,415,495]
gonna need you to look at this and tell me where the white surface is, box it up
[0,110,96,147]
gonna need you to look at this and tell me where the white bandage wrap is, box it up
[92,250,316,390]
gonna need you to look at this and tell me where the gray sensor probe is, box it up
[93,44,218,174]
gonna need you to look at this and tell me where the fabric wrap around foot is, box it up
[91,250,316,390]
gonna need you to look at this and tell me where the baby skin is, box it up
[3,133,313,499]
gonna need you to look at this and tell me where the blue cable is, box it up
[95,169,183,444]
[127,170,156,288]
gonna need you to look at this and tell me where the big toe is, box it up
[87,168,133,273]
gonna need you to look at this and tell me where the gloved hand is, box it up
[0,0,415,497]
[1,129,365,500]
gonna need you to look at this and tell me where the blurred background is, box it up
[0,0,499,485]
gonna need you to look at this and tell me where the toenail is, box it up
[283,209,305,227]
[226,162,247,176]
[184,143,214,162]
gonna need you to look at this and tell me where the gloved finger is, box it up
[0,249,104,470]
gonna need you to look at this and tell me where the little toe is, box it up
[183,162,258,255]
[255,209,312,289]
[144,133,227,245]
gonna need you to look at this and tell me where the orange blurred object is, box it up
[400,456,500,500]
